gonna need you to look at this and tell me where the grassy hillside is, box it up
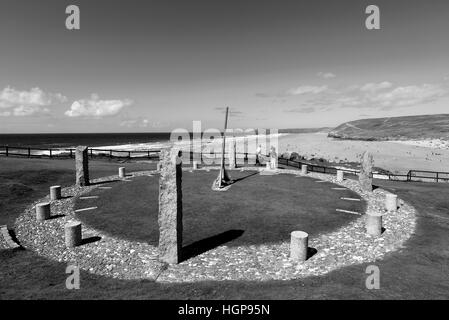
[328,114,449,141]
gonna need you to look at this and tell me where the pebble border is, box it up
[14,167,417,282]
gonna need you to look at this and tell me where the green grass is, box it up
[75,170,364,247]
[328,113,449,141]
[1,157,449,299]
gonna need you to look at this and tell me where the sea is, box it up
[0,133,173,150]
[0,132,287,154]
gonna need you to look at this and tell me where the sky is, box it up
[0,0,448,133]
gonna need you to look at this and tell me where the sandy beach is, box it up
[277,133,449,174]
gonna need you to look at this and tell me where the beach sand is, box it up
[278,133,449,174]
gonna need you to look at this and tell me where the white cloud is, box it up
[0,86,66,117]
[65,94,133,117]
[369,84,447,108]
[298,81,448,110]
[286,85,328,96]
[359,81,393,92]
[317,72,336,79]
[120,119,148,127]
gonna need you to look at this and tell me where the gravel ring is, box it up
[14,167,417,282]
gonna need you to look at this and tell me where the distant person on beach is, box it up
[256,144,262,166]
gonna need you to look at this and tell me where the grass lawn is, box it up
[75,170,364,247]
[1,157,449,299]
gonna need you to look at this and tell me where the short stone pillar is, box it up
[366,213,383,236]
[228,139,237,169]
[385,194,398,212]
[301,164,308,175]
[119,167,126,178]
[50,186,61,201]
[336,170,344,182]
[156,162,162,171]
[290,231,309,262]
[65,221,82,247]
[359,151,374,192]
[193,161,198,170]
[158,148,183,264]
[75,146,90,186]
[36,203,51,221]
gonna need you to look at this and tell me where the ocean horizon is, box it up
[0,131,290,152]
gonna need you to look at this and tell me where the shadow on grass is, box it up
[181,229,244,262]
[232,172,259,184]
[89,180,120,186]
[81,236,102,245]
[60,196,73,200]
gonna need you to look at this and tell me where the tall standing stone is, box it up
[158,148,183,264]
[359,151,374,192]
[75,146,90,186]
[228,139,237,169]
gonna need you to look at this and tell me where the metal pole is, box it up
[219,107,229,180]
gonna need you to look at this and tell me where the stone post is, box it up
[193,161,198,170]
[75,146,90,186]
[36,203,51,221]
[336,170,344,182]
[50,186,61,201]
[359,151,374,192]
[65,221,82,247]
[290,231,308,262]
[157,162,162,171]
[158,148,183,264]
[119,167,126,178]
[301,164,308,175]
[228,139,237,169]
[366,213,382,236]
[385,194,398,212]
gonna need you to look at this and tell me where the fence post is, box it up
[5,146,8,157]
[436,172,439,183]
[70,149,73,158]
[90,149,93,158]
[28,148,31,158]
[110,150,112,159]
[49,149,52,158]
[128,151,131,159]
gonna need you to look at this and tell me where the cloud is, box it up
[359,81,393,92]
[65,94,133,117]
[369,84,447,109]
[214,107,244,117]
[120,118,169,129]
[0,86,66,117]
[317,72,336,79]
[302,82,448,110]
[285,106,317,113]
[120,119,149,128]
[286,85,328,96]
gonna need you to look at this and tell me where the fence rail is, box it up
[0,145,161,160]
